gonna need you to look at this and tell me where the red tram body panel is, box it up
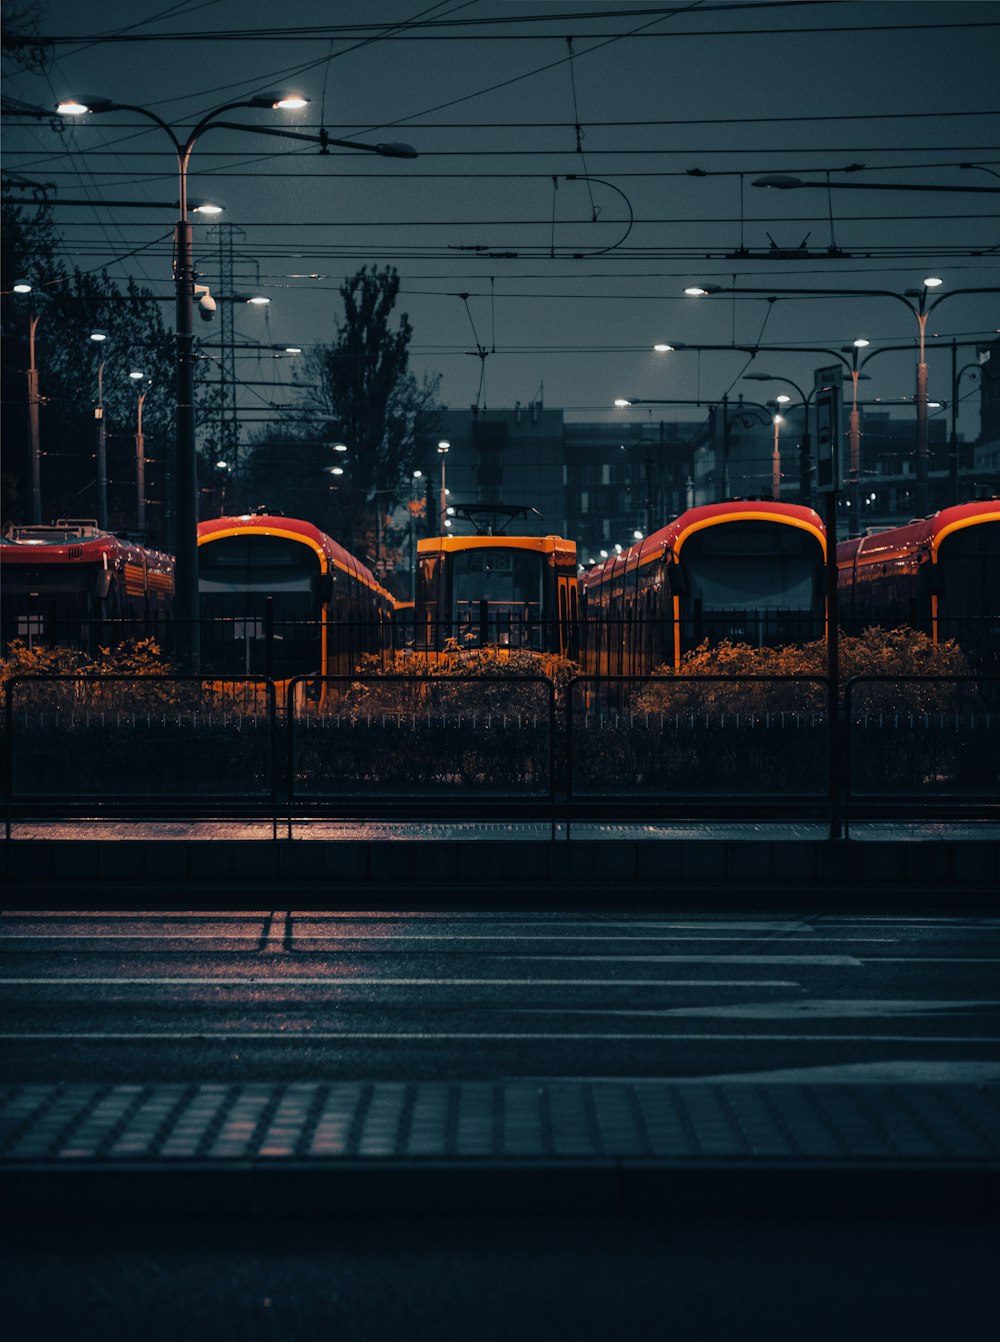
[197,514,397,687]
[1,520,174,652]
[582,501,828,673]
[414,532,579,656]
[837,500,1000,665]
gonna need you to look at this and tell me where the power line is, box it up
[10,14,1000,44]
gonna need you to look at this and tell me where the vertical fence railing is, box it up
[565,674,833,836]
[4,674,278,838]
[4,669,998,836]
[286,674,557,838]
[843,674,1000,836]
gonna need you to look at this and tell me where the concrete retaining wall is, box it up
[2,837,998,905]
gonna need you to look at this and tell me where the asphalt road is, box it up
[3,908,1000,1084]
[3,907,999,1341]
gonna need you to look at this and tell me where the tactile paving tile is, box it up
[1,1082,998,1164]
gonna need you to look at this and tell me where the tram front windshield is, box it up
[682,522,821,612]
[199,534,320,616]
[937,522,1000,664]
[937,523,1000,615]
[450,547,544,615]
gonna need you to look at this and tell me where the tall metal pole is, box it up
[135,388,148,534]
[771,415,782,500]
[720,393,730,498]
[949,339,960,504]
[174,202,199,669]
[27,314,41,525]
[798,401,812,506]
[914,296,930,516]
[437,440,449,535]
[847,347,862,519]
[95,354,108,531]
[824,489,841,840]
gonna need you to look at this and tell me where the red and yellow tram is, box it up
[837,500,1000,665]
[197,514,397,689]
[414,507,578,656]
[582,500,827,673]
[1,519,174,653]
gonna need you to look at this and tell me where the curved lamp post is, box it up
[614,394,773,502]
[129,371,153,533]
[437,440,450,536]
[654,339,868,502]
[13,283,44,524]
[682,279,1000,516]
[89,330,109,530]
[745,372,812,504]
[57,92,309,666]
[949,345,983,501]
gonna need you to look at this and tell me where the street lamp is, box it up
[752,173,1000,195]
[747,345,878,512]
[949,345,983,502]
[213,459,232,513]
[437,440,450,536]
[129,371,152,533]
[57,89,310,667]
[13,282,43,523]
[410,469,424,601]
[682,278,1000,515]
[615,393,773,501]
[745,372,813,504]
[89,330,109,530]
[770,413,784,500]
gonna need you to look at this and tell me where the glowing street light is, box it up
[681,278,1000,514]
[437,440,450,536]
[12,282,43,522]
[771,413,784,500]
[57,89,309,666]
[89,330,109,529]
[129,373,153,532]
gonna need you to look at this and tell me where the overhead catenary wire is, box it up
[11,10,1000,44]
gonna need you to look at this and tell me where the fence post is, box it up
[824,491,842,840]
[264,597,274,683]
[5,679,15,841]
[286,677,297,840]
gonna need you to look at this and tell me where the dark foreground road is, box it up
[2,907,998,1341]
[3,908,1000,1082]
[3,1209,998,1342]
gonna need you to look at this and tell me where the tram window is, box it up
[681,523,822,612]
[452,548,543,607]
[938,524,1000,616]
[199,536,317,594]
[686,557,816,611]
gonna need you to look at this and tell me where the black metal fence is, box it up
[3,675,278,835]
[844,676,1000,823]
[287,675,556,833]
[3,672,998,836]
[568,675,830,818]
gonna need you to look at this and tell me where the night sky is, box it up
[4,0,999,440]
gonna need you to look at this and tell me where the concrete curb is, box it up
[4,1159,998,1221]
[3,837,999,901]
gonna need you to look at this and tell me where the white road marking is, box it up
[515,1000,1000,1019]
[518,954,865,965]
[0,977,800,988]
[671,1061,1000,1084]
[551,1062,1000,1084]
[2,1031,998,1043]
[0,942,867,964]
[0,932,899,942]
